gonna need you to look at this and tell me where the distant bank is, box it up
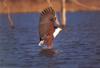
[0,0,100,13]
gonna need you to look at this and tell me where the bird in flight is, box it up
[38,7,62,49]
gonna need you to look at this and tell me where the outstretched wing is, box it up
[39,7,56,41]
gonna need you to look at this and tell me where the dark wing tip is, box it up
[40,7,55,16]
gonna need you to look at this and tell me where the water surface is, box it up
[0,12,100,68]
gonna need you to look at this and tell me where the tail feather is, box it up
[38,40,44,46]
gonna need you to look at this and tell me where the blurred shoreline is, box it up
[0,0,100,13]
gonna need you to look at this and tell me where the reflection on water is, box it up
[0,12,100,68]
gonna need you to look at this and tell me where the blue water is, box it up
[0,12,100,68]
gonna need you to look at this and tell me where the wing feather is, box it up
[39,7,55,40]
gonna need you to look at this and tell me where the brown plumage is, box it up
[39,7,56,48]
